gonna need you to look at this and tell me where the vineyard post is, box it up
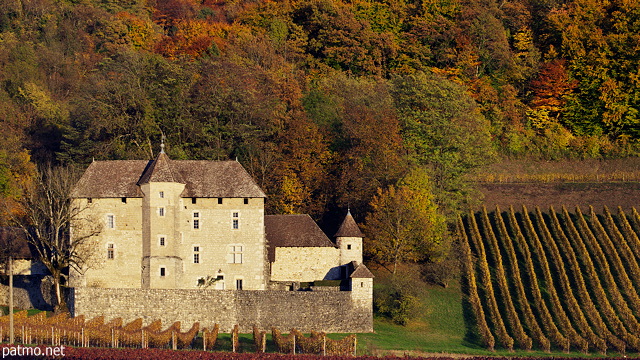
[172,331,177,350]
[51,326,54,346]
[354,336,357,356]
[323,334,326,356]
[203,331,206,351]
[8,256,13,344]
[111,328,114,348]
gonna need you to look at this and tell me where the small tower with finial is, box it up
[335,209,364,266]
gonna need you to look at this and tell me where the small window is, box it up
[160,267,166,277]
[236,279,243,290]
[88,198,92,204]
[121,197,127,203]
[218,198,223,204]
[233,219,239,230]
[193,212,200,230]
[159,236,166,247]
[361,282,364,287]
[106,215,115,229]
[233,212,239,218]
[191,197,196,204]
[159,207,165,217]
[107,243,114,259]
[193,212,199,218]
[347,244,352,250]
[159,191,164,198]
[193,246,200,264]
[244,198,249,205]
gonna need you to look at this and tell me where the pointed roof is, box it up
[350,263,374,278]
[334,210,364,238]
[138,152,184,184]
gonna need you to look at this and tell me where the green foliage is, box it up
[392,71,494,214]
[373,269,423,326]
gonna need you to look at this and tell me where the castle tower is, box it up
[335,210,364,266]
[138,149,186,289]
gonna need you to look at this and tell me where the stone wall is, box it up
[69,287,372,333]
[0,275,55,311]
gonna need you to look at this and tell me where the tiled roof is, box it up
[350,263,374,278]
[138,152,184,184]
[334,210,364,238]
[265,214,335,263]
[71,160,149,198]
[72,157,266,198]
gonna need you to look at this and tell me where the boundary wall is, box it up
[68,287,373,333]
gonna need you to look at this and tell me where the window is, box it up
[159,207,165,217]
[244,198,249,205]
[106,215,115,229]
[88,198,92,204]
[229,245,243,264]
[193,246,200,264]
[191,197,196,204]
[218,198,223,204]
[232,212,239,230]
[107,243,114,259]
[160,267,166,277]
[121,197,127,203]
[193,212,200,229]
[347,244,352,250]
[159,191,164,198]
[159,236,166,247]
[236,279,243,290]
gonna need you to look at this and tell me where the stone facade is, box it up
[270,247,341,282]
[69,286,373,333]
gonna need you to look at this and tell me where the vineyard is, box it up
[459,205,640,354]
[0,312,356,356]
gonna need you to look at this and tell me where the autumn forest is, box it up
[1,0,640,267]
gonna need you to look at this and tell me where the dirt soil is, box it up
[478,182,640,213]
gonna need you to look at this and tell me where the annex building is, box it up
[67,146,373,332]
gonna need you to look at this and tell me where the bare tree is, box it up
[12,165,101,312]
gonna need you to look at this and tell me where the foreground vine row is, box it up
[459,206,640,354]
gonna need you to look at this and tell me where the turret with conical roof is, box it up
[335,210,364,266]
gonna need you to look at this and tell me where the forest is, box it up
[0,0,639,268]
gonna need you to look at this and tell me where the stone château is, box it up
[67,146,373,332]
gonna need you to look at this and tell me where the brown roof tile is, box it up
[72,158,266,198]
[334,210,364,238]
[350,263,374,278]
[265,214,335,263]
[71,160,149,198]
[139,152,184,184]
